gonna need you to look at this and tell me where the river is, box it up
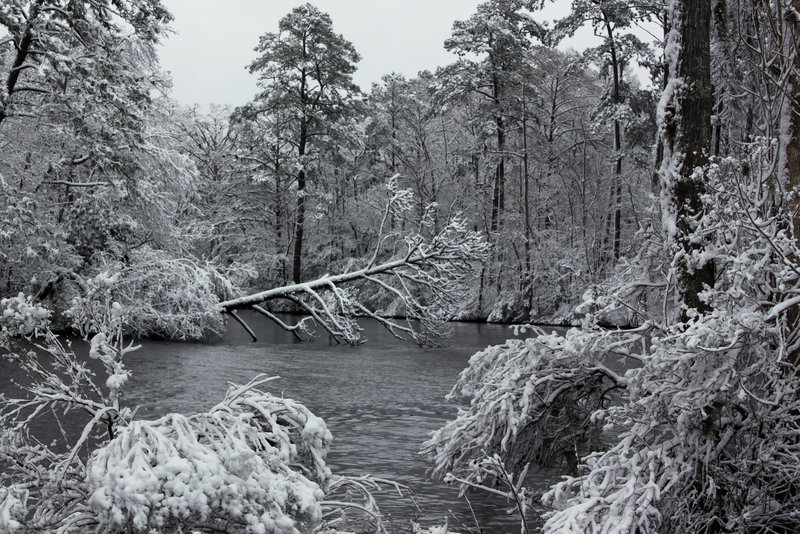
[5,314,567,532]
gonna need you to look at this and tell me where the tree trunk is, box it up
[491,114,506,233]
[783,0,800,363]
[292,122,307,283]
[651,10,670,194]
[0,0,43,127]
[787,0,800,237]
[605,15,624,261]
[273,126,283,254]
[522,84,532,315]
[664,0,714,316]
[490,72,505,233]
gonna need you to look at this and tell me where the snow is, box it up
[0,293,51,338]
[87,379,330,532]
[0,488,25,533]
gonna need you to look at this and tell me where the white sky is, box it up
[157,1,604,109]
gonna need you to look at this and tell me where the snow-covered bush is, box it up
[85,249,231,340]
[0,188,82,300]
[538,149,800,532]
[80,376,331,533]
[422,327,628,481]
[0,292,51,338]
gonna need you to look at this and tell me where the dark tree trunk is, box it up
[604,14,624,261]
[490,72,505,233]
[663,0,714,316]
[273,121,283,252]
[292,121,307,283]
[784,0,800,363]
[0,0,43,127]
[491,114,506,233]
[787,0,800,239]
[292,59,309,285]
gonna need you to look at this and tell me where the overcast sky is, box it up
[157,1,597,110]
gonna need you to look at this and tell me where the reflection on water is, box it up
[4,315,568,532]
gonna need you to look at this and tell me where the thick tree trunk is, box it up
[784,0,800,363]
[665,0,715,316]
[788,0,800,237]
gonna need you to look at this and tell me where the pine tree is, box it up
[245,3,361,283]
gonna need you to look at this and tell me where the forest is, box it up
[2,0,800,532]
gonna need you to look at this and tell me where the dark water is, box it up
[4,315,566,533]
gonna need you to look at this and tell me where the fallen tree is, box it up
[219,177,489,345]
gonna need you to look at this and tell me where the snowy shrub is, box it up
[422,327,628,481]
[87,248,231,340]
[81,376,331,533]
[0,283,136,532]
[320,475,405,534]
[0,190,82,299]
[0,292,51,339]
[64,195,139,259]
[537,152,800,532]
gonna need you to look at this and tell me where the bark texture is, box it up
[670,0,715,315]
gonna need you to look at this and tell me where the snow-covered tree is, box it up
[440,0,542,234]
[0,0,171,127]
[243,3,362,284]
[219,176,489,346]
[553,0,657,262]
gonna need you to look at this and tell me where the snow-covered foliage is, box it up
[423,2,800,529]
[320,475,406,534]
[82,376,330,533]
[87,249,231,340]
[422,327,629,482]
[0,1,171,127]
[0,293,51,338]
[0,185,83,301]
[0,280,137,531]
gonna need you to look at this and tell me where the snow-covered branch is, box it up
[422,327,632,488]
